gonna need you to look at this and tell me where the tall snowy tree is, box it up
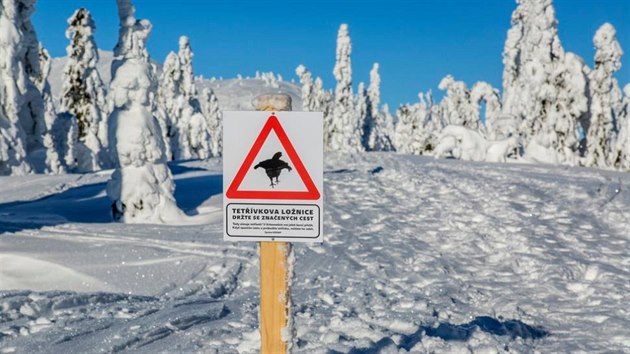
[438,75,479,130]
[502,0,565,141]
[201,88,222,157]
[365,63,394,151]
[107,0,185,223]
[330,24,362,152]
[610,84,629,170]
[178,36,211,159]
[356,82,368,146]
[585,23,623,168]
[156,51,180,160]
[157,36,208,160]
[296,65,316,111]
[0,0,49,175]
[502,0,588,165]
[60,8,109,172]
[37,45,65,174]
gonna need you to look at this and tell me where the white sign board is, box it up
[223,111,323,242]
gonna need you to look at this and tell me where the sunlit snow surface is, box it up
[1,154,629,353]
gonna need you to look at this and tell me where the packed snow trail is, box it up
[1,154,629,353]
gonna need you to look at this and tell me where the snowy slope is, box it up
[48,51,302,111]
[1,154,629,353]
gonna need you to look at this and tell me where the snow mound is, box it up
[0,254,111,292]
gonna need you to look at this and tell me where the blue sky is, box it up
[33,0,629,108]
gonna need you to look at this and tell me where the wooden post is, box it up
[255,94,292,354]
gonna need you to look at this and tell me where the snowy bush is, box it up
[435,125,520,163]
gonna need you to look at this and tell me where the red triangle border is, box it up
[226,115,320,200]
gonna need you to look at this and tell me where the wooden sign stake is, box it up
[255,94,292,354]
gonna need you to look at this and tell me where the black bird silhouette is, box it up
[254,152,292,187]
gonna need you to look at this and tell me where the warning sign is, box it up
[223,111,323,242]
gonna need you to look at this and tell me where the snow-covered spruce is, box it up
[156,51,180,160]
[178,36,211,160]
[356,82,368,149]
[295,64,316,112]
[60,7,109,172]
[524,53,588,166]
[585,23,624,168]
[501,0,561,141]
[610,84,629,170]
[37,45,66,174]
[157,36,210,160]
[394,92,438,155]
[438,75,479,130]
[502,0,589,165]
[107,0,185,223]
[201,88,222,157]
[0,0,49,175]
[296,64,334,148]
[330,24,362,152]
[365,63,394,151]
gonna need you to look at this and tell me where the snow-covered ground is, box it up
[1,153,629,353]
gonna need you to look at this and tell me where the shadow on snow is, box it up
[0,164,222,234]
[329,316,549,354]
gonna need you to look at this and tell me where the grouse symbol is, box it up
[254,152,293,188]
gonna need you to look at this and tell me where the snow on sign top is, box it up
[223,111,323,242]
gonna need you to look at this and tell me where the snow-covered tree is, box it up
[502,0,589,165]
[107,0,185,223]
[0,0,50,175]
[356,82,368,146]
[201,88,222,157]
[296,65,316,111]
[365,63,394,151]
[438,75,479,129]
[37,45,65,174]
[156,51,180,159]
[470,82,502,140]
[502,0,565,142]
[330,24,362,152]
[157,36,208,160]
[522,53,587,166]
[178,36,196,100]
[610,84,629,170]
[60,7,109,172]
[176,36,208,159]
[585,23,623,168]
[394,92,437,155]
[187,110,211,159]
[295,64,334,148]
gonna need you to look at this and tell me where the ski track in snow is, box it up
[1,155,629,353]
